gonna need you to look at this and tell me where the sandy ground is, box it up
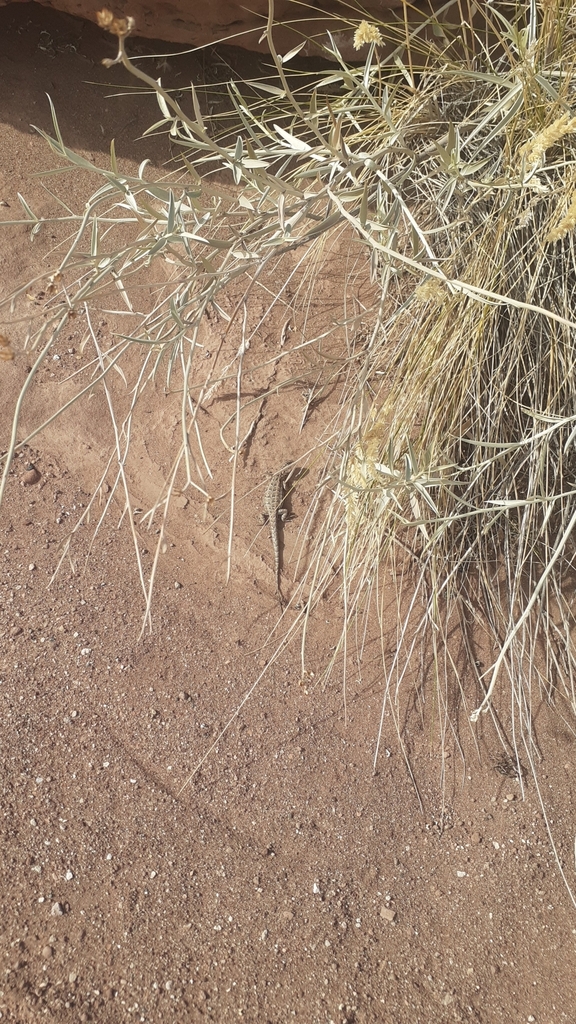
[1,6,576,1023]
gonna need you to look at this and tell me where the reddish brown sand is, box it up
[1,7,576,1023]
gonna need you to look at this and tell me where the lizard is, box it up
[261,463,297,606]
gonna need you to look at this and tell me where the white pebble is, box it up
[51,901,64,916]
[65,870,74,881]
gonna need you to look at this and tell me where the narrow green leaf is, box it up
[17,193,38,222]
[189,80,205,131]
[46,94,65,149]
[250,81,287,96]
[156,88,171,119]
[179,153,202,185]
[281,40,306,63]
[359,183,368,229]
[141,118,172,137]
[242,158,270,168]
[166,191,175,234]
[90,217,98,257]
[273,124,311,152]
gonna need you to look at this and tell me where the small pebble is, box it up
[65,870,74,881]
[28,563,36,572]
[22,466,41,486]
[380,907,396,922]
[42,945,53,958]
[10,626,22,637]
[50,901,64,917]
[69,972,78,984]
[471,832,481,844]
[174,581,183,589]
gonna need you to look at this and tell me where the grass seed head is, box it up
[96,8,135,37]
[353,21,384,50]
[546,189,576,241]
[519,113,576,166]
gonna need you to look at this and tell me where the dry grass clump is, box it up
[328,6,576,748]
[2,2,576,845]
